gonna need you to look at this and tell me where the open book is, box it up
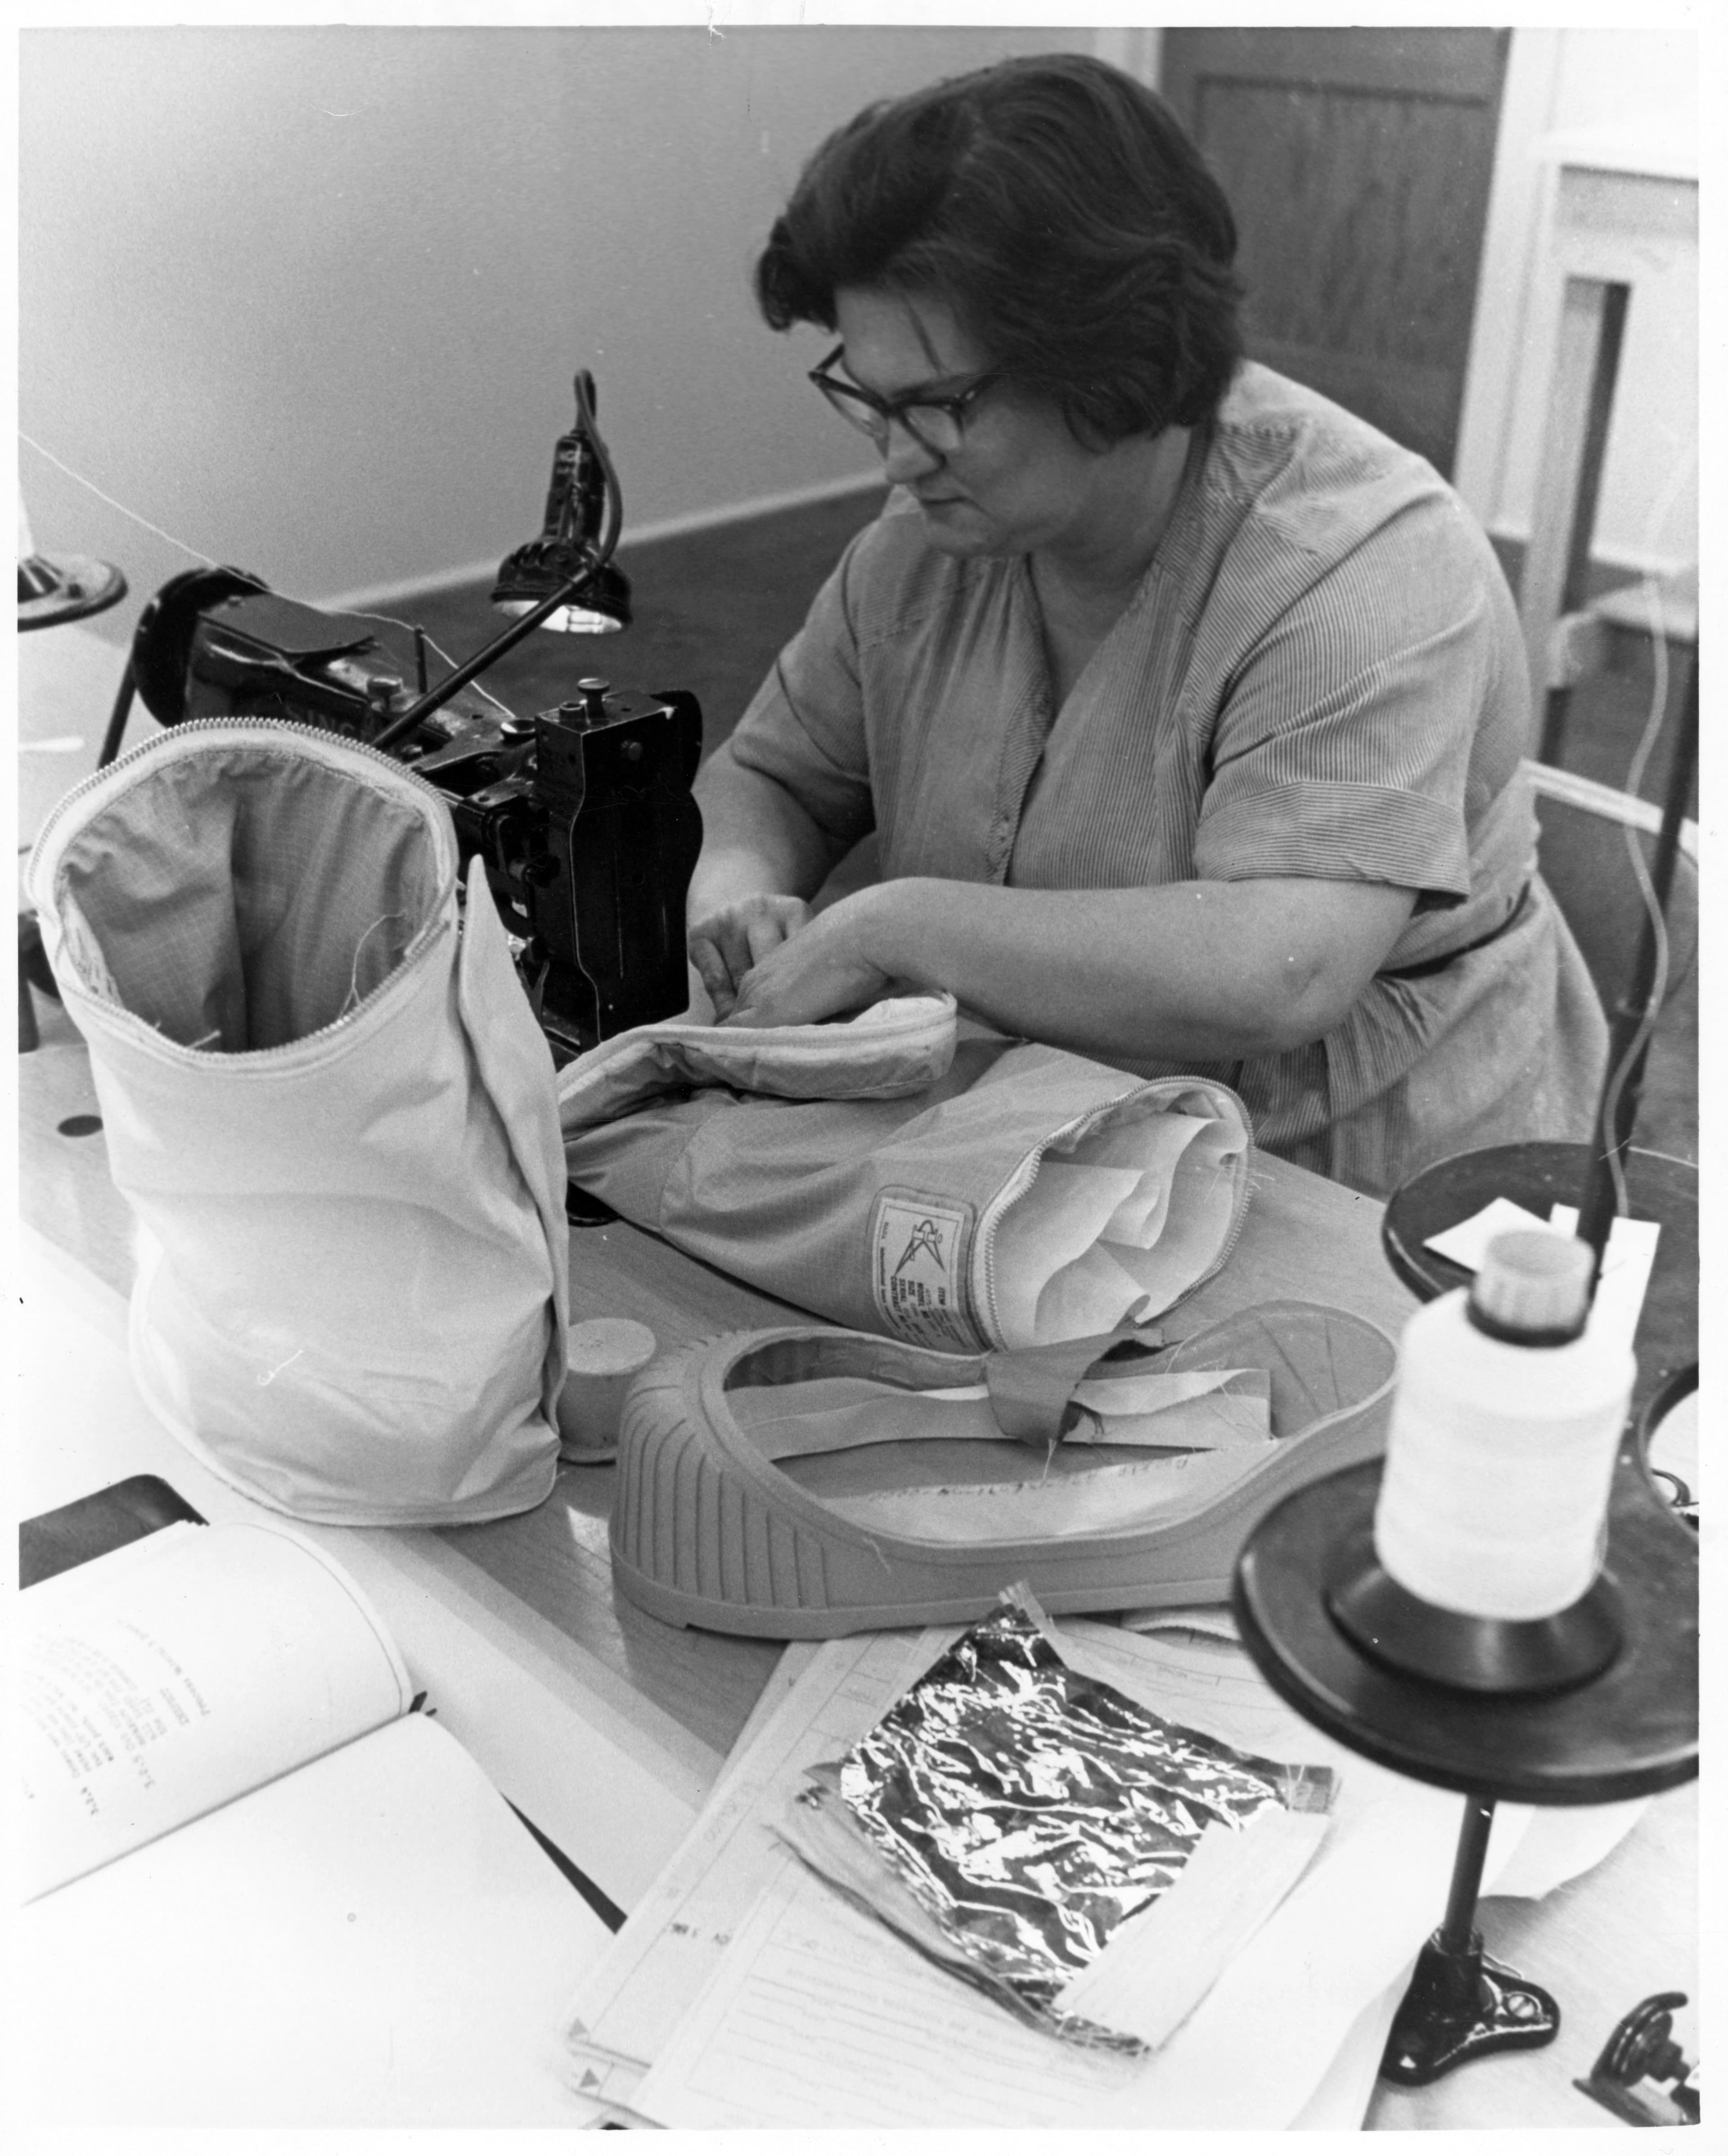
[19,1514,421,1899]
[13,1511,608,2127]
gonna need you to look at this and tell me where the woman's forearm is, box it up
[851,874,1416,1061]
[689,747,849,914]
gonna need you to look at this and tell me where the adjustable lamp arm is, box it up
[369,562,600,752]
[371,369,626,752]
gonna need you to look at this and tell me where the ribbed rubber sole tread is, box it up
[608,1307,1397,1639]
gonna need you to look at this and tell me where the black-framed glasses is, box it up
[808,343,1004,455]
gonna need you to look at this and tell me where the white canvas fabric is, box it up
[555,991,958,1128]
[28,720,568,1525]
[561,1018,1253,1353]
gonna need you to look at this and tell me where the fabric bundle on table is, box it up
[560,1008,1254,1353]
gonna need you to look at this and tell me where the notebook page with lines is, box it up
[597,1618,1647,2129]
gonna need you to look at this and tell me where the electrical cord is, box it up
[1588,445,1696,1216]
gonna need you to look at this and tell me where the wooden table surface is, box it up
[17,990,1699,2131]
[15,629,1698,2129]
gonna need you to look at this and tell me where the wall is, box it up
[1452,26,1697,583]
[18,24,1083,644]
[27,23,1696,636]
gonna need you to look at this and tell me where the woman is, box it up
[687,52,1606,1196]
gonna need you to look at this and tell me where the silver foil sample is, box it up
[821,1596,1332,2018]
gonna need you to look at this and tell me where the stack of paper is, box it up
[560,1617,1645,2129]
[994,1114,1244,1344]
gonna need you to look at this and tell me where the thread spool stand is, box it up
[1378,1794,1557,2083]
[1232,1455,1697,2088]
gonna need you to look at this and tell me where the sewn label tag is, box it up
[870,1189,978,1351]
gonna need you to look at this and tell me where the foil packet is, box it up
[784,1589,1334,2051]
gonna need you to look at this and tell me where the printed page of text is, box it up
[18,1519,411,1898]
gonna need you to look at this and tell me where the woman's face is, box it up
[831,286,1114,561]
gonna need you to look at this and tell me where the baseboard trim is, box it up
[317,468,886,614]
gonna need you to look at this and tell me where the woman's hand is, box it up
[722,892,895,1029]
[688,893,814,1019]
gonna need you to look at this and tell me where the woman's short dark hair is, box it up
[756,52,1243,444]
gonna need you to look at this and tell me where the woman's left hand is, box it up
[722,892,896,1028]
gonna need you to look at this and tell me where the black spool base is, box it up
[1324,1522,1625,1695]
[1382,1928,1560,2085]
[1234,1457,1697,2092]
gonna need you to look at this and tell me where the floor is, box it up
[395,489,1696,1166]
[25,485,1693,1165]
[370,485,888,768]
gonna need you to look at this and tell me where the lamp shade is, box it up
[490,541,631,633]
[18,491,126,630]
[488,369,630,632]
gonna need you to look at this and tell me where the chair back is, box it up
[1529,764,1699,1018]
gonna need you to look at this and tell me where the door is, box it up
[1161,28,1509,476]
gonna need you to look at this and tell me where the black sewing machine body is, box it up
[130,573,703,1063]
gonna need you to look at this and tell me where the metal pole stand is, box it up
[1380,1795,1560,2084]
[1231,1459,1695,2097]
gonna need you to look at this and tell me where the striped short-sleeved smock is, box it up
[717,363,1607,1195]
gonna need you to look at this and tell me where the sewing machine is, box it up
[115,370,703,1064]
